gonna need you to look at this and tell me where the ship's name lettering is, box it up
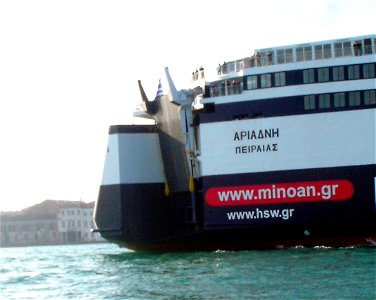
[235,144,278,154]
[234,128,279,141]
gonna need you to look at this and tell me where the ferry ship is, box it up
[94,35,376,251]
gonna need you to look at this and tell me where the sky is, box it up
[0,0,375,211]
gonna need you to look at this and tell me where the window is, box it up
[348,65,360,80]
[247,76,258,90]
[363,64,375,78]
[277,49,285,64]
[235,60,244,72]
[227,61,236,73]
[296,46,313,61]
[318,68,330,82]
[319,94,331,108]
[349,92,361,106]
[315,45,323,60]
[364,38,372,55]
[296,47,304,62]
[275,72,286,86]
[364,90,376,105]
[343,41,352,56]
[334,93,345,107]
[334,42,351,57]
[304,95,315,110]
[303,69,315,84]
[335,42,343,57]
[260,74,271,88]
[220,81,226,96]
[285,49,293,63]
[304,46,312,61]
[276,49,293,64]
[333,66,344,81]
[324,44,332,58]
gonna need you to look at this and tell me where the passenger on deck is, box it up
[199,66,204,78]
[218,63,222,75]
[222,61,227,74]
[267,51,273,65]
[250,55,255,67]
[353,42,362,56]
[255,52,261,66]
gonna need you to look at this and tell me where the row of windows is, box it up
[61,220,92,229]
[217,38,375,74]
[10,232,58,241]
[3,222,57,232]
[206,63,375,98]
[201,89,376,123]
[60,209,93,216]
[247,72,286,90]
[304,90,375,110]
[246,63,375,90]
[303,64,375,84]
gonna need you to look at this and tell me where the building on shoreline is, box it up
[0,200,105,247]
[57,204,103,244]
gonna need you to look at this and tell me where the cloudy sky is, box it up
[0,0,374,211]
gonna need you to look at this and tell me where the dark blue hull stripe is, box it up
[199,90,376,123]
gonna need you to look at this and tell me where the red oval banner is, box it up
[205,180,354,207]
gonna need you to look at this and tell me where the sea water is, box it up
[1,243,375,299]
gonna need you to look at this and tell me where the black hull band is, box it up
[104,224,376,252]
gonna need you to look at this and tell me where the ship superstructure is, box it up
[94,35,376,251]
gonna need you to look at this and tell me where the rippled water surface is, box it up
[1,243,375,299]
